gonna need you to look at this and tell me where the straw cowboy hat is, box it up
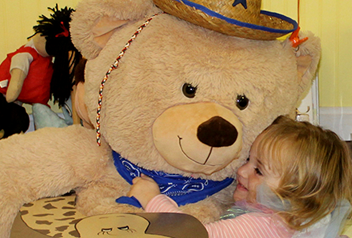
[153,0,298,40]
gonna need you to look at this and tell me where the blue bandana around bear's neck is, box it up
[113,151,234,208]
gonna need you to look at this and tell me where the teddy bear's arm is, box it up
[74,175,145,217]
[0,125,112,238]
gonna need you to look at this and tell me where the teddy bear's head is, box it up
[70,0,320,180]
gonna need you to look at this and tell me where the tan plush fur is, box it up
[0,0,321,236]
[0,126,112,238]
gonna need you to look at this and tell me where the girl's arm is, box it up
[128,176,290,238]
[145,194,288,238]
[145,194,183,213]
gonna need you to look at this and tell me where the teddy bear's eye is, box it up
[182,83,197,98]
[236,95,249,110]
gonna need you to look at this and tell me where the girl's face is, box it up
[233,136,281,203]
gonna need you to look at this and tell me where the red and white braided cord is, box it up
[96,15,158,146]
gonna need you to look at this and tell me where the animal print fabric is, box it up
[20,195,85,238]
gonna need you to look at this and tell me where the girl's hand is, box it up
[127,174,160,209]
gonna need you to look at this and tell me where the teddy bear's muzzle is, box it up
[153,102,243,175]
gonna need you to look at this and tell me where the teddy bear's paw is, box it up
[75,190,142,216]
[78,202,143,217]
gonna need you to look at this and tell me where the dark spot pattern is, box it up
[62,206,75,210]
[52,233,63,238]
[33,213,54,217]
[55,217,75,221]
[20,195,85,238]
[63,211,76,216]
[43,203,57,210]
[20,210,29,215]
[36,220,53,225]
[56,225,69,232]
[69,230,80,237]
[69,218,83,225]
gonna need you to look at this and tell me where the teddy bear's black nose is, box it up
[197,116,238,147]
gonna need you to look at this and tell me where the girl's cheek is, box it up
[247,190,257,203]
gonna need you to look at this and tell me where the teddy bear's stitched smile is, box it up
[178,135,216,166]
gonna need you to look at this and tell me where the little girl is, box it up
[128,116,352,238]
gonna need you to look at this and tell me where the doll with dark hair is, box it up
[0,5,81,136]
[32,4,82,107]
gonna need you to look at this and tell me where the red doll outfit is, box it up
[0,45,53,105]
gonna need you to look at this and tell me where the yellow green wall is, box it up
[0,0,80,113]
[0,0,80,59]
[262,0,352,108]
[1,0,351,107]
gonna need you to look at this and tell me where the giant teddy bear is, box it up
[0,0,321,237]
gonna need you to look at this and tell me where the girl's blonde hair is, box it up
[255,115,352,231]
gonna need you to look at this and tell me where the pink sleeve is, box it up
[145,195,291,238]
[205,214,291,238]
[145,194,182,213]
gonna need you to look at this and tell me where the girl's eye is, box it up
[255,168,263,176]
[246,157,250,162]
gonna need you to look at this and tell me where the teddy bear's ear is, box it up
[91,16,129,50]
[70,0,160,59]
[282,31,321,94]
